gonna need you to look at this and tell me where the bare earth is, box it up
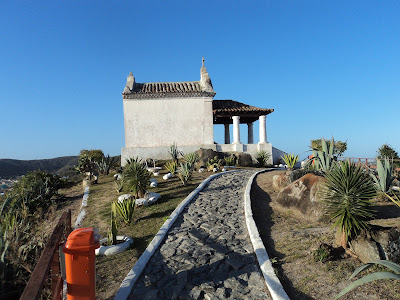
[251,170,400,300]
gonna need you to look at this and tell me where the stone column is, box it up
[224,124,230,144]
[232,116,241,144]
[247,123,254,144]
[259,115,267,144]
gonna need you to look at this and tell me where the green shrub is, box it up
[255,150,270,167]
[224,155,236,166]
[320,160,376,248]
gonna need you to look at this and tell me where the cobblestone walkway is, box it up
[128,170,271,300]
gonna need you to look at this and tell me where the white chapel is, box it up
[121,59,283,165]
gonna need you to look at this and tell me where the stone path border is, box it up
[114,170,239,300]
[74,185,90,229]
[244,169,290,300]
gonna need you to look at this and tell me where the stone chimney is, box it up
[199,58,214,92]
[123,72,135,94]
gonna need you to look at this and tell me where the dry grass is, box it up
[252,170,400,300]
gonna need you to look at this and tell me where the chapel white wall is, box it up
[123,96,214,148]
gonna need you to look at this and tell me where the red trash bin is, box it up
[63,227,100,300]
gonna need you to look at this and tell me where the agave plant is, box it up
[255,150,271,167]
[97,155,117,175]
[164,161,177,175]
[123,158,151,198]
[311,137,336,171]
[370,158,396,193]
[178,162,193,185]
[281,153,299,169]
[320,160,376,248]
[115,197,135,224]
[184,152,199,171]
[335,260,400,299]
[168,143,183,164]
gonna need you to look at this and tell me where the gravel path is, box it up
[128,170,271,300]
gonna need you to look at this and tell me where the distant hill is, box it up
[0,156,78,178]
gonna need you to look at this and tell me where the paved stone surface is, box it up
[128,170,271,299]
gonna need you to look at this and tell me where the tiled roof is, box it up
[123,81,216,99]
[213,100,274,114]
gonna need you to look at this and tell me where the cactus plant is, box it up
[178,162,193,185]
[107,202,118,246]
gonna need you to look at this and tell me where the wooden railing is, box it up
[20,209,71,300]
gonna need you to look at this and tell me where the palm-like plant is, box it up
[123,158,151,198]
[335,260,400,299]
[281,153,299,169]
[370,158,396,193]
[320,160,376,249]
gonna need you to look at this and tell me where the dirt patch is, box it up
[252,170,400,300]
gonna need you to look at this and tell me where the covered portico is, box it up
[212,100,274,154]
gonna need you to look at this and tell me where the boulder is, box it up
[149,178,158,187]
[195,148,220,167]
[275,173,324,222]
[272,173,290,191]
[163,173,172,180]
[348,226,400,263]
[118,194,132,203]
[145,192,161,205]
[237,153,253,167]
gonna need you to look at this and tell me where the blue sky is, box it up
[1,1,399,160]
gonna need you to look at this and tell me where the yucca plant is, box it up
[164,161,177,175]
[255,150,270,167]
[281,153,299,169]
[320,160,376,249]
[178,162,192,185]
[115,197,135,224]
[370,158,396,193]
[107,201,118,246]
[311,137,336,171]
[168,143,183,164]
[123,158,151,198]
[335,260,400,299]
[184,152,199,171]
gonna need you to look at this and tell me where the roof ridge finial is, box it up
[202,57,205,68]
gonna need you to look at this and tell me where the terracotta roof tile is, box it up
[213,100,273,114]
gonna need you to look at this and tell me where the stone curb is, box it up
[244,169,290,300]
[113,170,240,300]
[74,185,90,229]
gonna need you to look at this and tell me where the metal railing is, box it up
[20,209,71,300]
[337,157,400,170]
